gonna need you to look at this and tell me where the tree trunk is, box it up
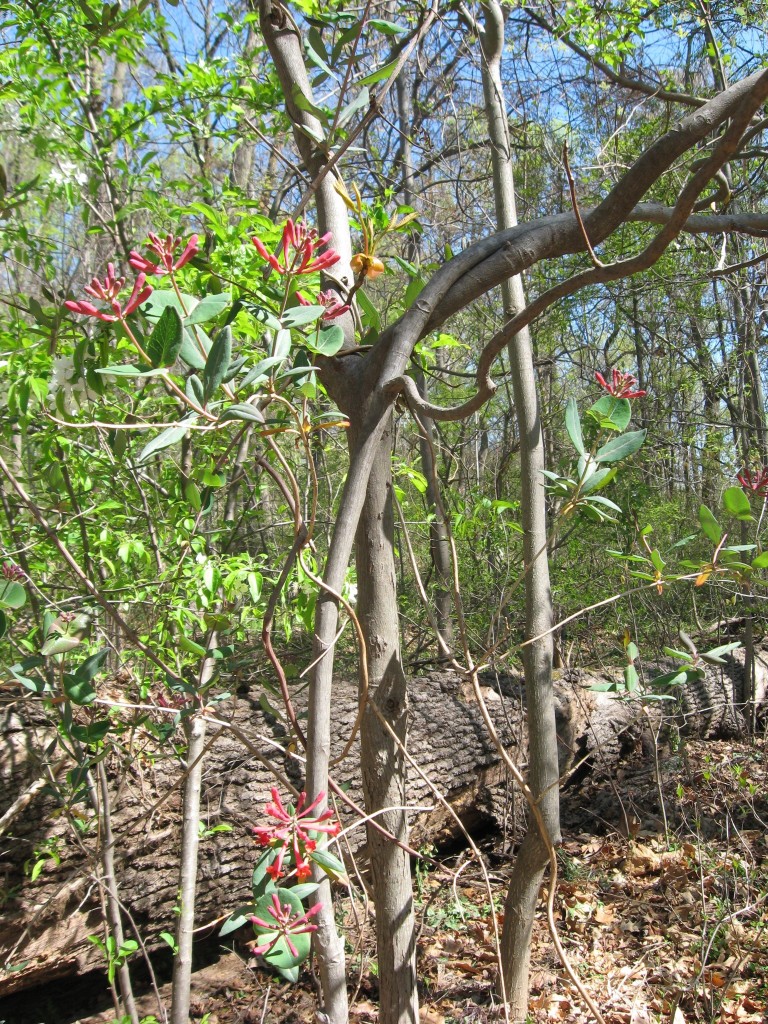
[353,409,418,1024]
[477,3,561,1014]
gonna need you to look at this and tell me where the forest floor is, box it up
[68,734,768,1024]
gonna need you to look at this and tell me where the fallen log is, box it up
[0,651,764,998]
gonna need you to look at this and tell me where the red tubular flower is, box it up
[2,563,25,582]
[65,264,152,323]
[252,219,340,277]
[595,368,647,399]
[129,232,199,276]
[737,467,768,497]
[317,290,350,321]
[253,787,340,881]
[250,894,321,958]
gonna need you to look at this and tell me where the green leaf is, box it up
[220,903,259,937]
[0,580,26,609]
[565,397,585,455]
[273,329,292,361]
[662,647,694,663]
[41,635,82,656]
[594,429,646,463]
[63,674,97,705]
[281,305,325,329]
[700,641,741,665]
[652,668,700,688]
[650,549,665,572]
[722,486,753,520]
[251,306,282,332]
[311,324,345,356]
[178,635,207,657]
[356,288,381,333]
[186,374,205,406]
[252,849,279,899]
[71,720,111,743]
[0,609,5,638]
[73,648,109,683]
[584,494,622,513]
[291,84,329,123]
[698,504,722,544]
[137,423,191,464]
[580,466,616,494]
[624,663,639,692]
[587,395,631,431]
[185,480,201,511]
[96,365,169,377]
[219,403,265,424]
[309,847,347,881]
[222,356,247,383]
[146,305,184,367]
[203,327,232,401]
[751,551,768,569]
[404,274,425,310]
[358,57,399,87]
[337,86,369,129]
[289,882,319,900]
[185,293,231,326]
[305,37,335,78]
[369,17,406,33]
[142,290,196,321]
[179,329,210,370]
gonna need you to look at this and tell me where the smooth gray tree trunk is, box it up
[477,4,561,1016]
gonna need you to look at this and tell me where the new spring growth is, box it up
[250,893,322,958]
[253,787,340,882]
[595,368,647,399]
[252,219,341,277]
[64,264,153,323]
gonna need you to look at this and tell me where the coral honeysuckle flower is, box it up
[317,290,350,321]
[595,368,647,399]
[250,894,322,958]
[350,253,385,279]
[129,232,199,276]
[252,219,340,276]
[253,787,340,882]
[294,290,349,321]
[64,264,152,323]
[2,562,25,582]
[737,467,768,497]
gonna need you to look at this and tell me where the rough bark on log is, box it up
[0,655,764,998]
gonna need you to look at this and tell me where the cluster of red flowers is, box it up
[250,892,322,958]
[64,233,199,324]
[64,263,153,323]
[595,369,647,399]
[2,563,25,582]
[253,787,340,883]
[252,219,340,277]
[65,222,343,327]
[130,232,199,276]
[296,288,350,322]
[737,467,768,497]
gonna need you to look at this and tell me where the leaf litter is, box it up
[73,736,767,1024]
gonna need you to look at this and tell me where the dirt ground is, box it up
[5,735,767,1024]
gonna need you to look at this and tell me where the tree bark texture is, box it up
[477,3,561,1013]
[1,654,764,1000]
[353,409,418,1024]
